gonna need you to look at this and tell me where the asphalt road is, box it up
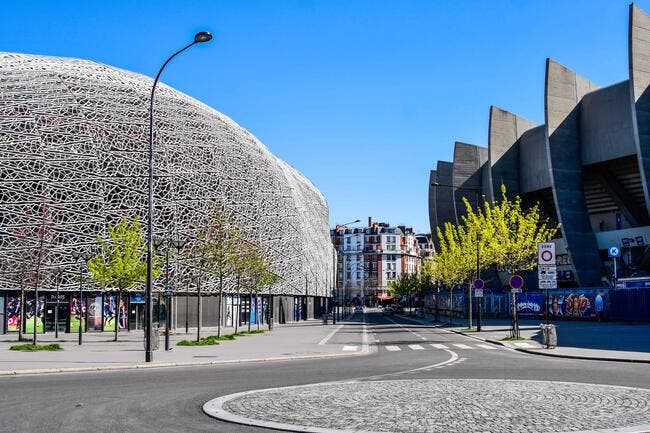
[1,311,648,433]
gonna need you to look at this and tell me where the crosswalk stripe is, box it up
[453,343,473,349]
[408,344,425,350]
[385,345,401,352]
[513,342,535,348]
[431,343,448,349]
[476,344,497,350]
[342,345,358,351]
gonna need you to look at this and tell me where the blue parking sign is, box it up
[608,246,621,258]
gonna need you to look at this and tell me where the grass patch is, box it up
[177,336,221,346]
[177,330,266,346]
[500,336,527,341]
[236,330,265,335]
[10,343,62,351]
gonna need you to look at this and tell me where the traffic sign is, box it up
[538,242,556,265]
[538,264,557,289]
[474,288,484,298]
[510,288,522,293]
[472,278,485,290]
[509,274,524,289]
[608,246,621,258]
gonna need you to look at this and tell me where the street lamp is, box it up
[432,182,481,330]
[145,32,212,363]
[334,219,360,322]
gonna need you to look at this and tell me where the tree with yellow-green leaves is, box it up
[88,216,161,342]
[480,184,559,274]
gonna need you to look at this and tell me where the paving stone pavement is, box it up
[206,379,650,433]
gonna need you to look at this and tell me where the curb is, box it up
[0,347,370,377]
[446,328,650,364]
[394,314,650,364]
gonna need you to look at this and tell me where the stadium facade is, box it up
[429,4,650,289]
[0,52,334,333]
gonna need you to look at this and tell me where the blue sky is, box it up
[0,0,643,232]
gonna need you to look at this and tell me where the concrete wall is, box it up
[428,170,438,236]
[544,58,602,286]
[581,80,637,165]
[629,3,650,217]
[452,142,488,221]
[434,161,455,232]
[488,106,537,200]
[519,126,551,193]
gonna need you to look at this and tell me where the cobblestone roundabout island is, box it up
[203,379,650,433]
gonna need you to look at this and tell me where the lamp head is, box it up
[194,32,213,43]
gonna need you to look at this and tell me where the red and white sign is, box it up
[538,242,556,265]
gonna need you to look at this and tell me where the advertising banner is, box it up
[24,294,44,333]
[516,293,545,316]
[103,294,116,332]
[6,296,21,332]
[547,290,600,318]
[69,296,86,333]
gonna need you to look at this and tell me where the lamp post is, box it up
[145,31,212,363]
[432,182,481,330]
[334,219,359,322]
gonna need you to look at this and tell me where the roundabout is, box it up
[203,379,650,433]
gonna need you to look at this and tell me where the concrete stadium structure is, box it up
[429,4,650,288]
[0,52,334,332]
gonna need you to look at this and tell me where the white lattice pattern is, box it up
[0,52,334,296]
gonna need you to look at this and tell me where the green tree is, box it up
[481,184,559,274]
[88,216,159,341]
[187,209,241,339]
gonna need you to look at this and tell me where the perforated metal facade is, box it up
[0,52,333,296]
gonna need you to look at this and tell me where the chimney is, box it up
[368,216,372,227]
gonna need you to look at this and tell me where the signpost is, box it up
[509,275,524,339]
[472,279,485,332]
[538,242,557,324]
[608,246,621,290]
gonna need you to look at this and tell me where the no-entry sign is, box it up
[509,274,524,290]
[538,242,556,265]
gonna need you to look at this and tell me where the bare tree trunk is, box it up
[114,291,121,342]
[196,279,202,342]
[257,293,260,331]
[217,272,223,338]
[248,293,252,333]
[18,287,25,341]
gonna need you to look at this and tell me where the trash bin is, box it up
[322,314,328,325]
[540,324,557,349]
[144,324,160,351]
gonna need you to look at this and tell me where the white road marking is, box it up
[453,343,473,349]
[408,344,424,350]
[431,343,448,349]
[318,325,343,345]
[342,345,358,351]
[476,344,497,350]
[385,346,401,352]
[513,342,535,348]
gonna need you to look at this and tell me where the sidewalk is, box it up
[0,317,366,375]
[400,312,650,363]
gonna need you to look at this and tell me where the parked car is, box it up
[354,306,364,314]
[382,307,394,316]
